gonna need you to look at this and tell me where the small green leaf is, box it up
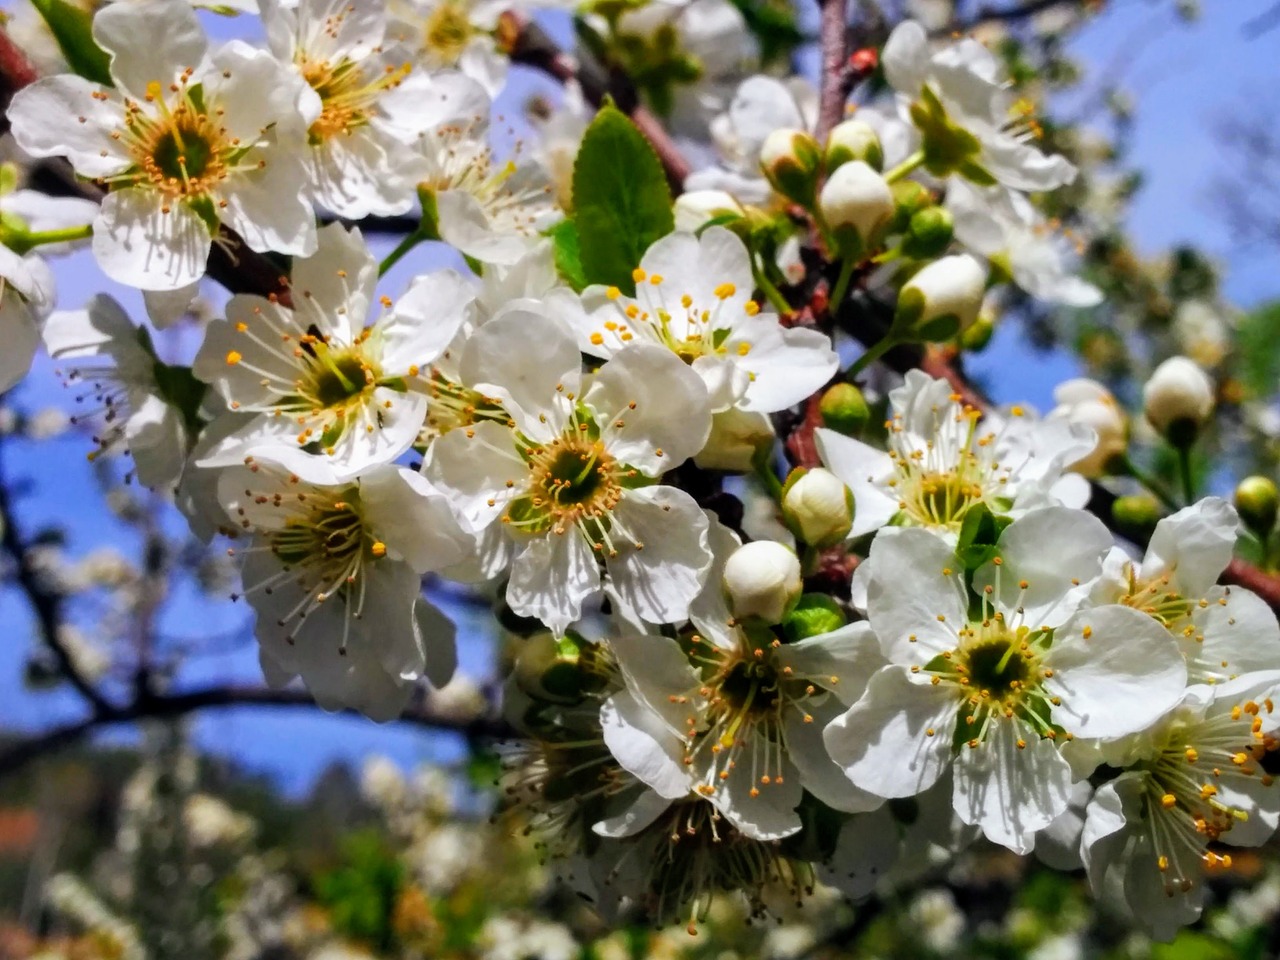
[571,104,674,295]
[544,218,588,292]
[31,0,113,87]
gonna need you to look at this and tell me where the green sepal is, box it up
[32,0,114,87]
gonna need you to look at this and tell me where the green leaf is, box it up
[571,103,674,295]
[31,0,113,87]
[544,218,588,292]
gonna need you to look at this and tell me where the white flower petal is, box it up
[7,77,130,178]
[506,529,600,636]
[93,0,207,98]
[1044,605,1187,740]
[975,507,1112,627]
[952,719,1073,854]
[864,527,968,662]
[1143,497,1238,598]
[606,486,712,626]
[423,419,526,531]
[815,428,900,537]
[600,690,691,801]
[461,307,579,443]
[824,665,957,798]
[94,189,211,291]
[589,345,712,475]
[358,466,471,574]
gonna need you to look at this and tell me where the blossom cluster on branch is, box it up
[1,0,1278,945]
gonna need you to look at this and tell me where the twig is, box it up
[815,0,851,144]
[0,684,512,779]
[504,13,691,189]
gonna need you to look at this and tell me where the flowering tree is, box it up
[1,0,1279,955]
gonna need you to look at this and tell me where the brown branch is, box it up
[0,684,512,779]
[815,0,851,145]
[504,13,691,190]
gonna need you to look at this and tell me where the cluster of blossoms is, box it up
[4,0,1279,944]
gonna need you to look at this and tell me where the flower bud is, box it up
[1235,475,1278,540]
[1111,494,1161,539]
[819,382,870,437]
[674,189,746,232]
[760,128,821,207]
[1049,378,1128,478]
[513,632,584,705]
[889,179,933,233]
[900,206,954,260]
[1142,356,1214,446]
[723,540,802,624]
[960,312,996,352]
[895,254,986,342]
[824,118,883,172]
[818,161,894,260]
[781,594,847,643]
[781,467,854,548]
[694,408,775,472]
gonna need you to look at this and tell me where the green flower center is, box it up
[311,351,373,408]
[424,1,474,64]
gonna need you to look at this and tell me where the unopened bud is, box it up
[723,540,802,624]
[1142,356,1214,446]
[694,408,775,472]
[900,206,954,260]
[895,254,987,342]
[819,382,870,437]
[1235,476,1278,540]
[1111,494,1161,538]
[824,118,883,173]
[513,632,584,705]
[1049,378,1128,478]
[889,179,933,233]
[782,467,854,548]
[674,189,746,233]
[781,594,847,643]
[818,161,894,261]
[760,128,822,207]
[960,312,996,352]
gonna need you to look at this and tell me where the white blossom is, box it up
[9,0,316,290]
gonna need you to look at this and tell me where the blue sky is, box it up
[0,0,1274,797]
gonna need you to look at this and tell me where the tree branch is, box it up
[0,446,116,717]
[0,684,512,779]
[815,0,851,145]
[504,13,692,189]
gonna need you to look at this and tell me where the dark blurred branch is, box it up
[504,13,692,188]
[947,0,1083,34]
[0,444,116,718]
[0,684,511,779]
